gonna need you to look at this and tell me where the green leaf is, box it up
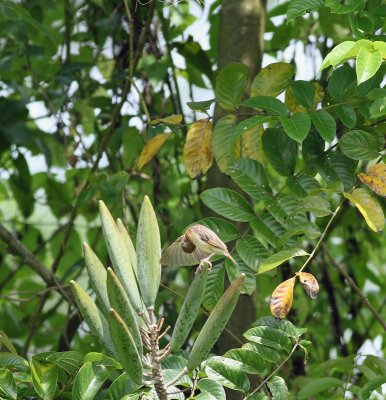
[212,115,237,173]
[225,255,256,295]
[262,128,297,177]
[0,353,29,371]
[360,377,386,400]
[243,343,281,365]
[0,368,17,400]
[339,130,379,160]
[334,104,357,128]
[200,188,255,222]
[244,326,292,352]
[326,0,363,14]
[83,353,121,369]
[253,316,307,340]
[258,248,309,274]
[105,373,140,400]
[298,377,343,399]
[46,351,83,376]
[30,358,58,400]
[150,115,182,125]
[298,196,332,217]
[315,152,357,191]
[242,96,287,115]
[72,362,110,400]
[225,349,268,375]
[356,47,382,85]
[203,265,225,312]
[251,63,295,97]
[186,99,215,112]
[287,0,324,22]
[343,188,384,232]
[116,219,137,275]
[196,378,226,400]
[205,356,250,393]
[321,41,356,69]
[227,158,270,200]
[231,115,278,145]
[236,236,269,272]
[136,195,161,306]
[328,65,356,100]
[370,97,386,119]
[197,218,239,242]
[108,310,143,385]
[0,332,17,354]
[70,281,115,356]
[280,112,311,143]
[310,110,336,143]
[215,63,248,111]
[83,243,110,315]
[99,201,142,312]
[290,81,315,109]
[267,376,290,400]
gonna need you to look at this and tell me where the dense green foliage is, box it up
[0,0,385,398]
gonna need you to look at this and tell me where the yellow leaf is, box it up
[150,115,183,125]
[343,188,385,232]
[240,125,264,163]
[358,163,386,197]
[295,272,319,299]
[183,120,213,179]
[251,62,295,97]
[270,277,296,319]
[285,82,324,112]
[136,132,172,170]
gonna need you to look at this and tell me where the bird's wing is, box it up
[160,236,207,267]
[195,224,228,251]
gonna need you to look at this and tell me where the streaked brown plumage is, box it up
[160,224,236,269]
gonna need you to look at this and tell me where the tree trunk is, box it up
[205,0,265,398]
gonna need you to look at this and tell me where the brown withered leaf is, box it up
[270,277,296,319]
[358,163,386,197]
[137,132,172,170]
[296,272,319,299]
[183,120,213,179]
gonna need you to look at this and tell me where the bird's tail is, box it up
[225,252,237,265]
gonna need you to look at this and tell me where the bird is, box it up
[160,224,237,272]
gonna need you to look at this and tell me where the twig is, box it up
[131,78,152,123]
[246,341,299,398]
[323,245,386,331]
[165,367,189,388]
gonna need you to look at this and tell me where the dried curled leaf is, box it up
[183,120,213,179]
[137,132,172,170]
[358,163,386,197]
[296,272,319,299]
[270,277,296,319]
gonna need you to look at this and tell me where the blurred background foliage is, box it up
[0,0,385,398]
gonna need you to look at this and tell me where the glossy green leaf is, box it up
[267,376,290,400]
[310,110,336,143]
[280,112,311,143]
[242,96,287,115]
[334,104,357,128]
[244,326,292,352]
[197,218,239,242]
[225,349,268,375]
[0,331,17,354]
[253,316,307,340]
[290,81,315,109]
[258,248,309,274]
[105,372,141,400]
[343,188,384,232]
[205,356,250,392]
[356,47,382,85]
[262,128,297,177]
[321,41,356,69]
[215,63,248,111]
[200,188,254,222]
[108,309,143,385]
[72,362,110,400]
[236,235,269,272]
[0,353,29,371]
[202,264,225,312]
[136,195,161,306]
[298,196,332,217]
[339,130,379,160]
[0,368,17,400]
[30,358,58,400]
[186,99,215,112]
[327,65,356,100]
[243,343,281,365]
[83,243,110,315]
[196,378,226,400]
[46,351,83,376]
[251,62,295,97]
[227,158,270,200]
[231,115,278,145]
[287,0,324,21]
[225,255,256,295]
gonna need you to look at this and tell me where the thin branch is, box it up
[246,341,299,398]
[165,367,189,388]
[323,245,386,332]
